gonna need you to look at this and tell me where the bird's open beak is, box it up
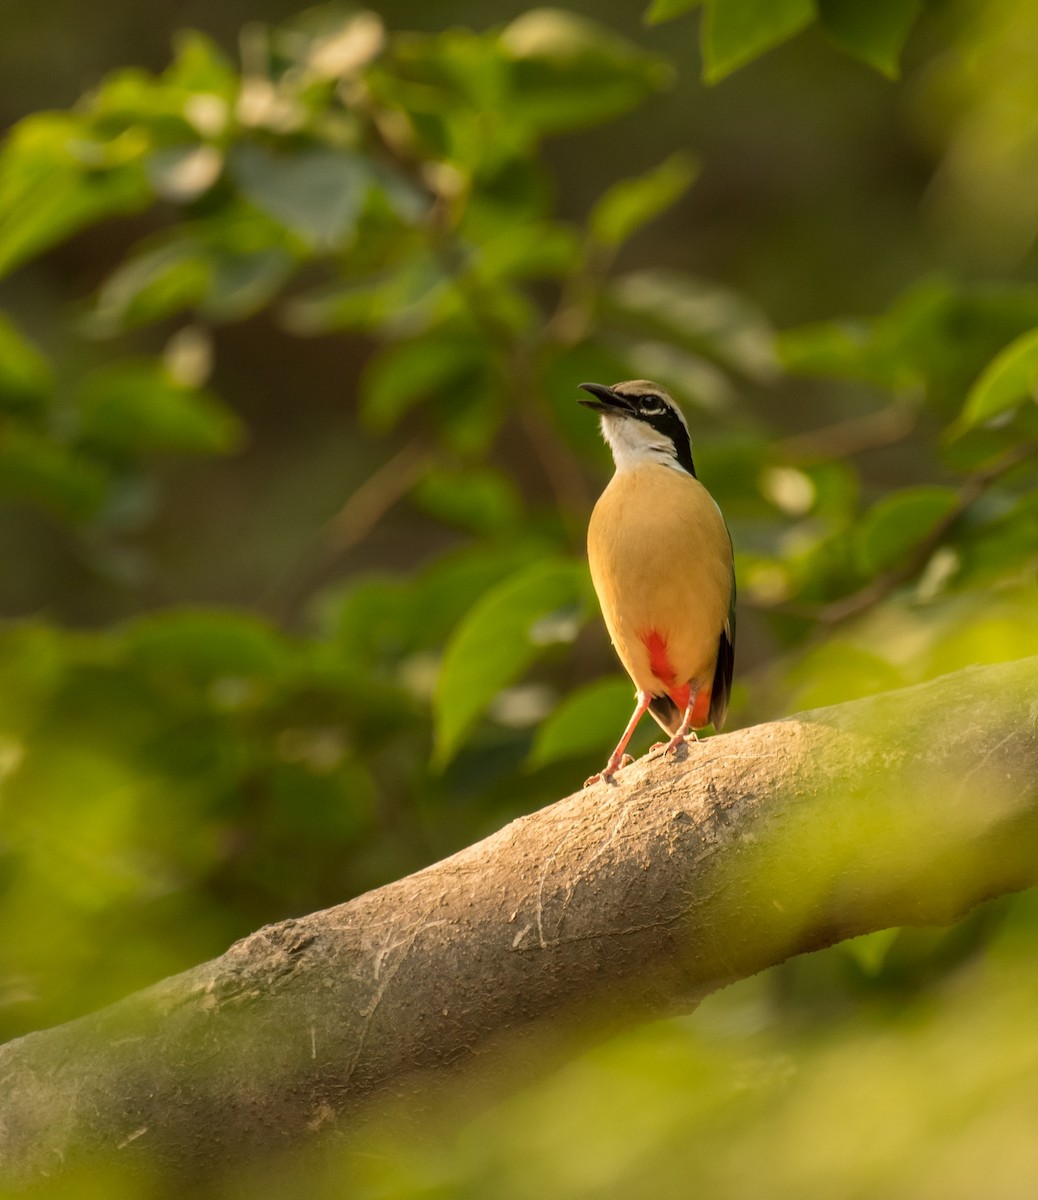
[577,382,632,414]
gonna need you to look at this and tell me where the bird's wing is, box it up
[708,562,736,732]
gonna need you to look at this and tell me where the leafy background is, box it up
[2,0,1038,1194]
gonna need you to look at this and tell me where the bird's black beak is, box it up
[577,382,632,414]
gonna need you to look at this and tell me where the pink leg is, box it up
[662,688,699,757]
[585,690,653,786]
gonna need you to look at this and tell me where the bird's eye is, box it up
[640,394,663,411]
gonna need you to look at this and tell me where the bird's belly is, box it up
[597,563,720,695]
[587,466,732,701]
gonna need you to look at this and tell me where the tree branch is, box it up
[2,657,1038,1187]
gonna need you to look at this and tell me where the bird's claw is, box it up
[583,752,634,788]
[648,731,699,760]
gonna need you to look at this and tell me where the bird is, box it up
[578,379,735,785]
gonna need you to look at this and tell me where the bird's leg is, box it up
[662,688,700,758]
[584,690,653,787]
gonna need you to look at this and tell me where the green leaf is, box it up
[817,0,922,78]
[434,558,588,767]
[166,29,239,97]
[607,269,777,381]
[92,240,212,332]
[360,335,490,433]
[614,341,733,413]
[413,467,523,534]
[855,486,960,577]
[318,542,549,669]
[92,215,296,332]
[230,145,373,251]
[75,360,243,456]
[955,328,1038,433]
[202,247,295,320]
[0,622,67,731]
[475,221,581,284]
[589,153,697,248]
[0,426,109,518]
[89,33,237,133]
[645,0,705,25]
[702,0,815,84]
[779,280,1038,413]
[502,10,673,133]
[777,319,876,381]
[123,609,287,685]
[283,254,448,335]
[0,313,52,412]
[0,114,150,279]
[529,676,634,768]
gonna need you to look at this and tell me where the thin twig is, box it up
[266,438,433,622]
[798,441,1038,626]
[323,438,432,555]
[776,405,917,463]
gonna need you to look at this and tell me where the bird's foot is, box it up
[583,752,634,788]
[652,729,700,758]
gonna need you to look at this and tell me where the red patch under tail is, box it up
[689,688,711,728]
[642,629,691,715]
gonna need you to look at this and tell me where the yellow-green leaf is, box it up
[434,559,588,767]
[645,0,704,25]
[955,328,1038,434]
[589,153,697,248]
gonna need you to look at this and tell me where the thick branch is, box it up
[2,657,1038,1185]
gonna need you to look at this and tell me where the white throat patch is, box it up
[600,414,689,475]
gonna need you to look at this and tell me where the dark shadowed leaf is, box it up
[0,427,109,518]
[855,486,960,577]
[230,144,373,250]
[702,0,814,83]
[817,0,922,78]
[75,360,242,456]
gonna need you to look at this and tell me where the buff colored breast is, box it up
[587,463,733,714]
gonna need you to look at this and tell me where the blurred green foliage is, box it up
[1,0,1038,1193]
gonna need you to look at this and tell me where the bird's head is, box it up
[578,380,696,477]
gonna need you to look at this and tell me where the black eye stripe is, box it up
[641,406,697,478]
[616,392,665,413]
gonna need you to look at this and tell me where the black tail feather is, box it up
[648,693,681,735]
[709,575,737,732]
